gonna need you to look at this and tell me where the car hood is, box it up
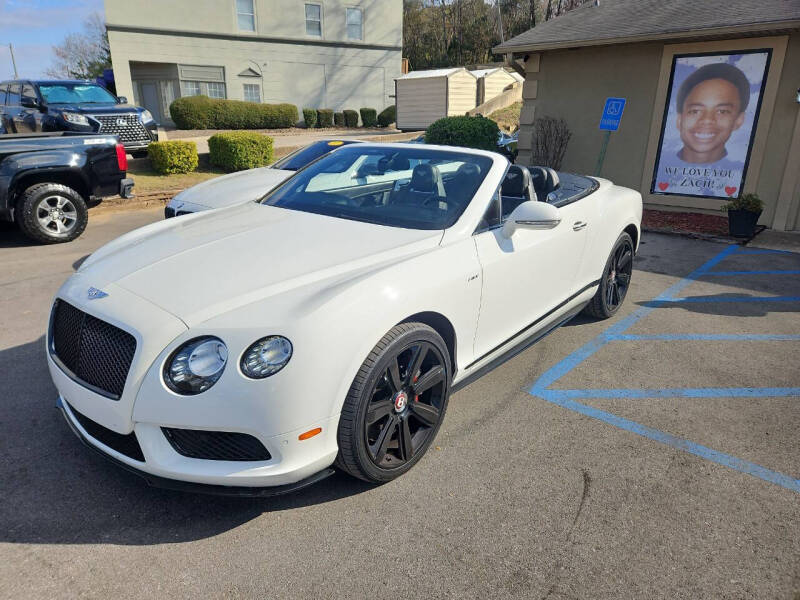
[78,201,443,326]
[170,167,294,210]
[45,102,139,114]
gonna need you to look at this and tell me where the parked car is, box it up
[49,143,641,495]
[0,80,158,156]
[164,139,362,218]
[0,132,133,243]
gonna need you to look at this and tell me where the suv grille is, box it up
[162,428,272,461]
[68,401,145,462]
[50,299,137,399]
[93,113,150,145]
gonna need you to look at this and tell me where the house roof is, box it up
[494,0,800,54]
[396,67,474,80]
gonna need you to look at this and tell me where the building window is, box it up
[305,4,322,37]
[181,81,227,99]
[346,7,362,40]
[243,83,260,103]
[181,80,201,96]
[237,0,255,31]
[206,82,226,99]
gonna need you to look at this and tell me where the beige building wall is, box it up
[395,77,446,130]
[447,70,478,116]
[105,0,402,124]
[517,33,800,231]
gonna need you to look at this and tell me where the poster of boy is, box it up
[651,50,770,199]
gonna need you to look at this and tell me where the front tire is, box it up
[583,232,634,319]
[16,183,88,244]
[336,322,451,483]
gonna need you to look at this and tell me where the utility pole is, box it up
[8,43,18,78]
[497,1,505,43]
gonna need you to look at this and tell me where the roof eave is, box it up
[493,19,800,55]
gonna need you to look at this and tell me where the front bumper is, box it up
[57,396,335,496]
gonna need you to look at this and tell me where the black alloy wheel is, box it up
[584,232,634,319]
[336,322,451,483]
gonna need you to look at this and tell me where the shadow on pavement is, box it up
[0,337,373,546]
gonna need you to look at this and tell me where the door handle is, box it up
[573,221,588,231]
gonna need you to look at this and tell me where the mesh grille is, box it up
[162,428,272,461]
[68,401,145,462]
[93,113,150,144]
[51,299,137,398]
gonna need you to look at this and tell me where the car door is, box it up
[471,191,591,362]
[5,83,21,133]
[19,83,42,132]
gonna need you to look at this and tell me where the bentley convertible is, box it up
[48,143,642,495]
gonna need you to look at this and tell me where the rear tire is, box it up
[16,183,88,244]
[583,232,634,319]
[336,322,451,483]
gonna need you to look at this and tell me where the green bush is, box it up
[360,107,377,127]
[302,108,317,128]
[334,111,345,127]
[147,141,198,174]
[425,115,499,151]
[722,193,763,213]
[169,96,298,130]
[317,109,334,128]
[343,109,359,127]
[377,105,396,128]
[208,131,274,172]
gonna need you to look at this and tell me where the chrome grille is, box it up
[50,299,137,399]
[93,113,150,144]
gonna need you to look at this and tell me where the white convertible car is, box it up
[49,143,641,495]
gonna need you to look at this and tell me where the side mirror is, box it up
[117,96,128,104]
[21,97,40,109]
[501,200,561,238]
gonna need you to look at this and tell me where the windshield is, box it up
[38,83,118,104]
[271,140,361,170]
[261,146,493,230]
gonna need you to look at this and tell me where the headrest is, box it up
[501,165,533,199]
[389,155,411,171]
[456,162,481,182]
[529,166,560,202]
[410,163,442,194]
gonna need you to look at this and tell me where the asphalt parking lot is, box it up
[1,209,798,599]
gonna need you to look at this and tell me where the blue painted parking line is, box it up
[527,244,800,493]
[644,295,800,305]
[610,333,800,341]
[703,270,800,276]
[736,248,796,255]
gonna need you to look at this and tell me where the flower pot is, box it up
[727,209,762,238]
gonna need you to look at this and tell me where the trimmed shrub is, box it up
[425,115,500,151]
[169,96,298,130]
[360,107,377,127]
[147,141,198,174]
[317,109,334,128]
[377,105,396,128]
[334,111,345,127]
[343,109,359,127]
[208,131,274,172]
[302,108,317,128]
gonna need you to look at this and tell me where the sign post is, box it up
[595,97,626,176]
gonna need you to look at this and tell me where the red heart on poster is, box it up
[657,182,669,191]
[725,186,737,196]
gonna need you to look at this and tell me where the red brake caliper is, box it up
[413,374,419,402]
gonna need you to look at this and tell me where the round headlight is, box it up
[140,109,154,123]
[164,336,228,395]
[240,336,292,379]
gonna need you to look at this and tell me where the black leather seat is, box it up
[501,165,535,217]
[392,163,445,205]
[530,166,560,202]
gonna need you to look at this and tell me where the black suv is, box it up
[0,80,158,156]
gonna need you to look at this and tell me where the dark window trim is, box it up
[106,24,401,52]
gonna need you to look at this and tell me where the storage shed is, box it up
[471,68,519,104]
[395,68,478,130]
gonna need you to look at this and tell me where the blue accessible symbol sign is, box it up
[599,97,626,131]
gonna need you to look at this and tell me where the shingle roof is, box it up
[495,0,800,53]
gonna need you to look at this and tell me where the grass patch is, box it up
[488,101,522,133]
[128,146,298,194]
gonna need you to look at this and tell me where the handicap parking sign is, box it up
[599,97,626,131]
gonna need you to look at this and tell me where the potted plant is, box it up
[722,193,763,238]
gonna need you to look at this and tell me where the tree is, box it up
[46,13,111,80]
